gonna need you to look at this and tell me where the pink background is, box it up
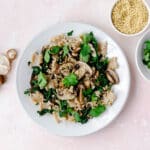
[0,0,150,149]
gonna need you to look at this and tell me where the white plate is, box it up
[16,22,130,136]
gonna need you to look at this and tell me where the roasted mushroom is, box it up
[31,91,44,104]
[59,62,74,76]
[106,69,119,84]
[31,52,43,66]
[56,88,76,100]
[74,61,93,79]
[98,41,107,56]
[107,57,118,70]
[6,49,17,61]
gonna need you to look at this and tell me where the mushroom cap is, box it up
[59,62,74,76]
[6,49,17,61]
[74,61,93,79]
[106,69,119,84]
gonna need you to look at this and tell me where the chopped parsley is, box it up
[89,105,106,117]
[79,43,91,62]
[63,73,78,87]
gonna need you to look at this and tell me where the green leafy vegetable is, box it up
[96,58,109,71]
[96,73,109,87]
[37,109,53,116]
[42,88,56,102]
[79,43,91,62]
[91,93,98,101]
[44,50,51,63]
[143,40,150,69]
[63,73,78,87]
[32,66,41,75]
[41,63,49,73]
[83,32,98,50]
[24,89,30,95]
[63,45,69,57]
[50,46,61,54]
[38,72,47,89]
[83,88,93,96]
[89,105,106,117]
[73,112,81,122]
[31,79,38,87]
[59,100,68,117]
[67,30,74,36]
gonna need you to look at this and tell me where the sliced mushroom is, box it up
[74,61,93,79]
[98,41,107,56]
[6,49,17,61]
[0,75,5,85]
[51,56,58,73]
[79,85,84,104]
[106,69,119,84]
[56,88,76,100]
[0,54,10,68]
[31,52,43,66]
[0,64,10,75]
[46,78,58,89]
[39,102,50,111]
[31,91,44,104]
[84,79,91,88]
[107,57,118,70]
[59,62,74,76]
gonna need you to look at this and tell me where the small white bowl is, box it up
[110,0,150,37]
[136,29,150,80]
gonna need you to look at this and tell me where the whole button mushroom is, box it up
[0,54,10,75]
[6,49,17,61]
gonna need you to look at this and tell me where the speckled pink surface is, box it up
[0,0,150,149]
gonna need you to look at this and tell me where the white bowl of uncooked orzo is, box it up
[16,22,130,136]
[110,0,150,36]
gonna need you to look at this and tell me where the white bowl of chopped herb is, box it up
[136,29,150,80]
[110,0,150,36]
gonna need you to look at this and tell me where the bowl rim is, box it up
[135,29,150,81]
[110,0,150,37]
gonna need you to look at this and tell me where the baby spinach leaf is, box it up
[44,50,51,63]
[32,66,41,75]
[67,30,74,36]
[38,72,47,89]
[37,109,53,116]
[89,105,106,117]
[50,46,61,54]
